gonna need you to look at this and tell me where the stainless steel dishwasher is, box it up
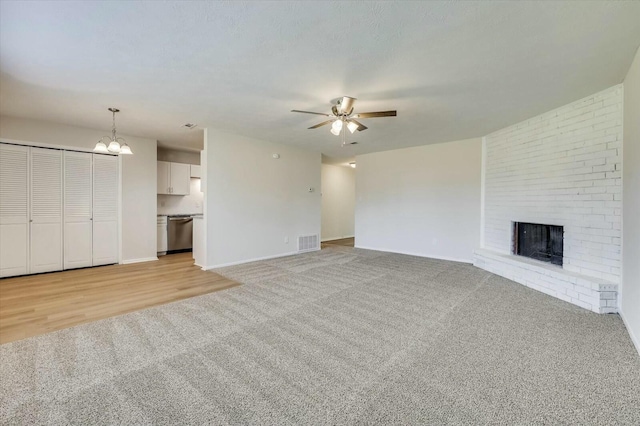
[167,215,193,253]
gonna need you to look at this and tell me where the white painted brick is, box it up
[473,249,617,313]
[482,85,622,287]
[566,289,579,299]
[477,85,622,314]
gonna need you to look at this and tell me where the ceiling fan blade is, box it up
[350,119,368,131]
[308,120,333,129]
[331,105,339,116]
[339,96,356,114]
[291,110,331,117]
[352,110,397,119]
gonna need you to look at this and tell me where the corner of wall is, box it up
[480,136,487,249]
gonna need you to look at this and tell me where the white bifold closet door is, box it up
[64,151,93,269]
[30,147,63,274]
[0,144,30,278]
[92,154,118,266]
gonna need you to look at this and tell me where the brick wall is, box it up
[475,85,623,313]
[482,85,622,282]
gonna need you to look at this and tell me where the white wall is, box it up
[0,115,158,263]
[355,138,482,263]
[157,148,200,165]
[321,164,355,241]
[204,129,321,268]
[622,47,640,354]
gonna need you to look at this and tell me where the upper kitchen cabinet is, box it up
[157,161,170,195]
[190,165,201,178]
[157,161,190,195]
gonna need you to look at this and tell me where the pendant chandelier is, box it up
[93,108,133,155]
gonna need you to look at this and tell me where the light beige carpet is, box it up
[1,246,639,425]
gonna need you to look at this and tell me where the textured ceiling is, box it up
[1,1,639,159]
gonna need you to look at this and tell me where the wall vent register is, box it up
[298,235,319,253]
[513,222,563,266]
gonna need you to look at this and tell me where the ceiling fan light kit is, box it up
[291,96,396,145]
[93,107,133,155]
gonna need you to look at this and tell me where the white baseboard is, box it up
[620,309,640,357]
[203,248,320,270]
[321,235,355,242]
[354,245,473,264]
[121,257,158,265]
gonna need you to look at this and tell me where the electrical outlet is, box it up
[284,236,289,244]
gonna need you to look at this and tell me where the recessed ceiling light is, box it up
[182,123,198,129]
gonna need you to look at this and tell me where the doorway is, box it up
[321,162,356,248]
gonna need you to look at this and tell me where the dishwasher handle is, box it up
[169,217,193,222]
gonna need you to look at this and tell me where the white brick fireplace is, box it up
[474,85,622,313]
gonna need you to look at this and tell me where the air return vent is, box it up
[298,234,319,252]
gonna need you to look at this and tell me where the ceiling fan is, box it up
[291,96,396,139]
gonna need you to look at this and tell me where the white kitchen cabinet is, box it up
[0,144,29,278]
[30,147,63,274]
[192,216,204,267]
[92,154,119,266]
[64,151,93,269]
[170,162,190,195]
[190,164,201,178]
[157,161,190,195]
[157,160,170,194]
[157,216,167,254]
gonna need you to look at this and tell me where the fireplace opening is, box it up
[513,222,563,266]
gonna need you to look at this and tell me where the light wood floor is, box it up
[0,253,239,344]
[321,237,355,248]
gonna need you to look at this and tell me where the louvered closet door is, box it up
[64,151,93,269]
[30,147,63,273]
[0,143,29,277]
[93,154,118,266]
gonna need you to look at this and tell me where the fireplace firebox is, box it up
[513,222,563,266]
